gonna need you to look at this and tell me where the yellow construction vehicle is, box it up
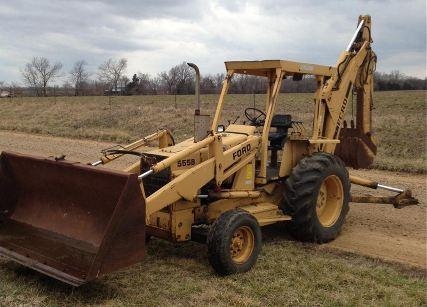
[0,15,417,286]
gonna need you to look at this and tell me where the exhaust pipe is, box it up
[187,63,210,142]
[187,62,200,115]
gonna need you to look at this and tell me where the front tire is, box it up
[282,153,350,243]
[207,209,262,275]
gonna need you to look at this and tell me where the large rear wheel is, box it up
[207,209,262,275]
[282,153,350,243]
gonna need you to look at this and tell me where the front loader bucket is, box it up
[335,128,377,169]
[0,151,146,286]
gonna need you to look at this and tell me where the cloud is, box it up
[0,0,425,84]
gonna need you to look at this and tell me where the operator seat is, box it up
[268,114,293,149]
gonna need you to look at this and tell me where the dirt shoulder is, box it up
[326,168,426,268]
[0,130,425,268]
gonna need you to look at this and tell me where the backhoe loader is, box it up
[0,15,417,286]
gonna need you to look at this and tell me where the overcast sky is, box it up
[0,0,425,84]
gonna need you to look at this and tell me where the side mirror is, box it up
[217,125,225,133]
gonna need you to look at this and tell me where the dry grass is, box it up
[0,226,426,306]
[0,92,426,305]
[0,91,425,172]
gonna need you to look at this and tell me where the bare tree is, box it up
[146,75,161,94]
[159,69,177,94]
[98,58,127,94]
[119,75,129,88]
[62,81,74,96]
[70,60,90,96]
[138,73,158,94]
[173,62,194,94]
[214,73,225,91]
[200,75,216,94]
[21,63,40,96]
[158,62,195,94]
[21,57,62,96]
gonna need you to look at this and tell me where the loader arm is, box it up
[143,134,261,216]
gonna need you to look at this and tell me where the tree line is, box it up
[0,56,425,97]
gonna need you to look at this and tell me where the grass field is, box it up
[1,227,426,306]
[0,91,426,305]
[0,90,425,172]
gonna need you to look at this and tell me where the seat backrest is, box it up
[271,114,292,129]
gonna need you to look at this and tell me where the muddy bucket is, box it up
[335,128,377,169]
[0,151,146,286]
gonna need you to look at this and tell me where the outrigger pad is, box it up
[0,151,146,286]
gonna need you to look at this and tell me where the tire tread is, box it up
[282,153,350,243]
[207,209,262,275]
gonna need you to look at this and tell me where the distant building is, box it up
[0,90,11,98]
[104,86,127,96]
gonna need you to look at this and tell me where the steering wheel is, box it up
[244,107,266,126]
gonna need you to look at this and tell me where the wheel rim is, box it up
[230,226,254,264]
[316,175,344,227]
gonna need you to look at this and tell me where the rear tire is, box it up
[282,153,350,243]
[207,209,262,275]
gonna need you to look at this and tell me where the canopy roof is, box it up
[225,60,336,77]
